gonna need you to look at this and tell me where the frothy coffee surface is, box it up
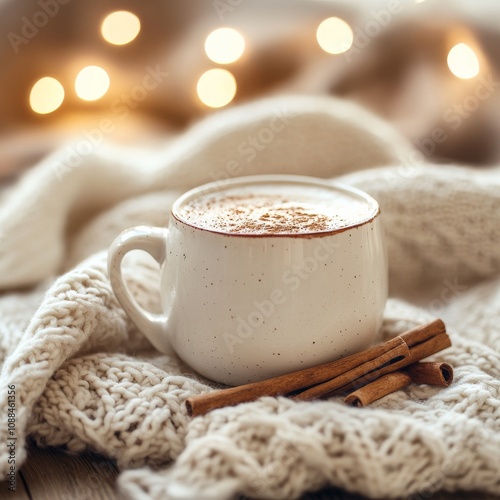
[177,184,375,235]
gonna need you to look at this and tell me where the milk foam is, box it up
[177,183,375,235]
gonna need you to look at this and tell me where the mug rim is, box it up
[171,174,380,238]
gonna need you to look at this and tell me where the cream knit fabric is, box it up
[0,95,499,499]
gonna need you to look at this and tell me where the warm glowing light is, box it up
[75,66,110,101]
[204,28,245,64]
[447,43,480,79]
[197,68,237,108]
[101,11,141,45]
[29,77,65,114]
[316,17,353,55]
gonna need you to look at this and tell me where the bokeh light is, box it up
[197,68,237,108]
[205,28,245,64]
[101,11,141,45]
[447,43,480,79]
[316,17,353,55]
[75,66,110,101]
[29,77,65,114]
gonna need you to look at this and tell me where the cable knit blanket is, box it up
[0,95,499,499]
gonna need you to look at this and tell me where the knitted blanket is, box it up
[0,95,499,499]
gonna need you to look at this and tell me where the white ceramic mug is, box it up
[108,175,387,385]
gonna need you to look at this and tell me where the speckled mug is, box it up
[108,175,387,386]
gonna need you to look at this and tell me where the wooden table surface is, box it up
[8,443,499,500]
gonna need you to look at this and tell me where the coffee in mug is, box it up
[108,175,387,385]
[177,183,374,235]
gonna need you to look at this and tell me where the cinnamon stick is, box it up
[405,362,453,387]
[294,331,451,400]
[343,362,453,407]
[344,371,412,407]
[186,335,408,417]
[399,319,446,346]
[186,320,448,417]
[371,333,451,378]
[292,342,409,401]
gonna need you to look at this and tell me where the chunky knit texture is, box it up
[0,95,499,499]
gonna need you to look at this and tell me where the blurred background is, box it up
[1,0,500,180]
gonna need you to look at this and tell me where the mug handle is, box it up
[107,226,170,353]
